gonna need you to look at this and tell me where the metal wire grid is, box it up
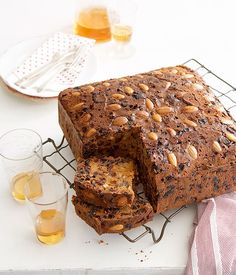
[42,58,236,244]
[183,59,236,117]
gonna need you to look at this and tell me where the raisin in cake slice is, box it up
[74,156,136,208]
[72,195,153,235]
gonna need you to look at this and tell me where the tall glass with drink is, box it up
[24,172,68,245]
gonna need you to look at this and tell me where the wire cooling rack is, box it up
[42,58,236,244]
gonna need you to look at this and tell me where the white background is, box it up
[0,0,236,274]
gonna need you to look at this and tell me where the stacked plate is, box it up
[0,34,97,99]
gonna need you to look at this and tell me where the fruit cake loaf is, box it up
[74,156,136,208]
[72,195,154,234]
[59,65,236,213]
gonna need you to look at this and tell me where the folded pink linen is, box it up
[185,192,236,275]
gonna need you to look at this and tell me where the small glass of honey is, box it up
[0,129,43,202]
[108,0,138,58]
[24,172,68,245]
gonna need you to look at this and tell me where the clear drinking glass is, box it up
[73,0,111,42]
[108,0,138,58]
[24,172,68,245]
[0,129,43,202]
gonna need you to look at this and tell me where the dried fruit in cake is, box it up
[74,156,136,208]
[72,195,154,235]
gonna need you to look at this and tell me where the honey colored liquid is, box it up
[73,7,111,42]
[112,24,133,42]
[36,209,65,245]
[11,172,42,202]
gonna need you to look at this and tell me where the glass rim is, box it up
[25,171,69,206]
[0,128,43,161]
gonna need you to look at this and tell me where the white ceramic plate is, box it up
[0,36,97,99]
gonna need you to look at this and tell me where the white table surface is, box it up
[0,0,236,274]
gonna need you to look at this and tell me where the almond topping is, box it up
[164,82,171,91]
[84,85,95,92]
[156,106,173,114]
[146,98,154,110]
[103,82,111,87]
[226,132,236,143]
[167,153,177,167]
[112,93,125,100]
[176,91,186,99]
[147,132,158,141]
[124,86,134,95]
[183,73,194,79]
[112,117,128,126]
[182,105,199,113]
[221,117,233,125]
[107,104,121,111]
[213,141,222,153]
[120,78,128,82]
[153,70,162,75]
[183,118,197,127]
[167,128,176,137]
[80,113,91,124]
[86,128,97,138]
[187,145,198,159]
[152,113,162,123]
[136,110,149,118]
[139,83,149,91]
[171,69,178,74]
[193,83,204,91]
[109,224,124,232]
[73,92,81,97]
[72,102,84,111]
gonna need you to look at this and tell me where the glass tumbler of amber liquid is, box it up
[0,129,43,202]
[73,0,111,42]
[108,0,138,58]
[24,172,68,245]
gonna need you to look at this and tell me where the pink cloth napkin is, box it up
[185,192,236,275]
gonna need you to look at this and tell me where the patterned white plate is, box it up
[0,35,97,99]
